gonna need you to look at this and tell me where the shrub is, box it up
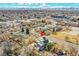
[45,42,54,51]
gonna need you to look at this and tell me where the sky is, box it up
[0,3,79,9]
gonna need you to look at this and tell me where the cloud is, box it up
[0,3,79,9]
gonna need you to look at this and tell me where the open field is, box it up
[0,9,79,56]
